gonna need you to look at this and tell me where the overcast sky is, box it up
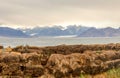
[0,0,120,28]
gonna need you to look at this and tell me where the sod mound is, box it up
[0,43,120,78]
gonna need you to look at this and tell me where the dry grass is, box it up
[80,68,120,78]
[0,44,120,77]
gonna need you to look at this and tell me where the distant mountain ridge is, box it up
[78,27,120,37]
[0,25,120,37]
[20,25,91,37]
[0,27,28,37]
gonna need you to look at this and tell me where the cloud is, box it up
[0,0,120,28]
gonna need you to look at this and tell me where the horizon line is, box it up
[0,24,120,29]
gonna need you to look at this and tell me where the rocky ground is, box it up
[0,43,120,78]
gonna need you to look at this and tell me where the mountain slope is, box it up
[0,27,29,37]
[0,26,120,37]
[21,25,91,37]
[78,27,120,37]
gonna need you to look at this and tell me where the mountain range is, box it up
[78,27,120,37]
[0,27,28,37]
[0,25,120,37]
[20,25,90,37]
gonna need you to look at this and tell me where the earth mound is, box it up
[0,43,120,78]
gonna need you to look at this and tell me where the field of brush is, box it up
[0,43,120,78]
[80,68,120,78]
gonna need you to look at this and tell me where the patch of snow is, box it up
[30,33,38,36]
[54,35,77,38]
[23,31,26,33]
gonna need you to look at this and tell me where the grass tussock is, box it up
[80,68,120,78]
[0,43,120,77]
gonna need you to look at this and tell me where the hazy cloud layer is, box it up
[0,0,120,28]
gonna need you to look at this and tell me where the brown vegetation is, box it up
[0,46,3,49]
[0,43,120,77]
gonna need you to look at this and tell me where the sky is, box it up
[0,0,120,28]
